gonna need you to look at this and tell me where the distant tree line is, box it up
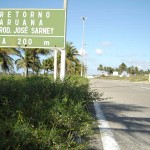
[97,62,150,75]
[0,42,86,76]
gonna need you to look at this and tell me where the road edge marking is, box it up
[94,101,120,150]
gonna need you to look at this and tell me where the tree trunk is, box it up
[25,65,29,77]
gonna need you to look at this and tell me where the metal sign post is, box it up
[60,0,67,80]
[60,49,66,80]
[54,49,58,80]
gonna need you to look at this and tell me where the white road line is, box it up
[94,102,120,150]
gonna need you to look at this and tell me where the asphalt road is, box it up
[90,79,150,150]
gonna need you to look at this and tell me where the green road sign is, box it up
[0,9,66,48]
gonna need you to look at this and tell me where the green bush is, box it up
[0,75,96,149]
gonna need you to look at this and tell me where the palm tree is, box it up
[56,42,80,75]
[28,49,50,74]
[74,58,81,75]
[0,48,20,73]
[65,42,79,75]
[15,48,50,76]
[15,49,32,76]
[118,62,127,73]
[97,64,104,71]
[42,57,54,74]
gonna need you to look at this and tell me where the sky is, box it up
[1,0,150,75]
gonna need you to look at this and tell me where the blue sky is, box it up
[1,0,150,75]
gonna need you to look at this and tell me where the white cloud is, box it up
[124,59,150,70]
[95,49,103,55]
[100,41,112,47]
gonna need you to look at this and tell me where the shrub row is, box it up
[0,75,96,149]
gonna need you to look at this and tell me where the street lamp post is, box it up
[81,16,87,76]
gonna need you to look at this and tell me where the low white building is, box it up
[113,71,119,76]
[120,71,129,77]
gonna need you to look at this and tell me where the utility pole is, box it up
[81,16,87,76]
